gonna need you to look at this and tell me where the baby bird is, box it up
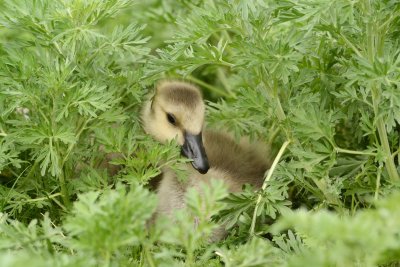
[142,80,270,239]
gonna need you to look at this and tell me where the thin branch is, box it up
[250,140,291,237]
[335,147,376,156]
[186,75,233,98]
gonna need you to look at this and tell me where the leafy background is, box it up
[1,0,400,266]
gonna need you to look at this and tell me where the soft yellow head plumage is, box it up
[142,80,205,145]
[142,80,209,173]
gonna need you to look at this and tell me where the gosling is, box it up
[142,80,270,239]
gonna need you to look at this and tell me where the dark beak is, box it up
[181,132,209,174]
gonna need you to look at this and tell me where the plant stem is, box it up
[144,245,156,267]
[250,140,290,237]
[25,160,39,181]
[335,147,376,156]
[22,193,62,203]
[58,168,71,208]
[104,251,111,267]
[374,166,382,200]
[364,0,399,182]
[62,118,90,166]
[275,95,286,122]
[312,178,341,208]
[261,74,286,122]
[3,166,30,207]
[267,126,280,148]
[272,78,287,121]
[186,75,233,98]
[217,68,233,96]
[339,33,363,58]
[375,113,399,181]
[51,197,67,212]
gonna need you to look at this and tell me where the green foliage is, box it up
[216,237,284,267]
[64,183,156,259]
[272,193,400,267]
[1,0,400,266]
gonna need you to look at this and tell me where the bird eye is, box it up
[166,113,176,125]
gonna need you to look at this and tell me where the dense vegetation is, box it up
[1,0,400,266]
